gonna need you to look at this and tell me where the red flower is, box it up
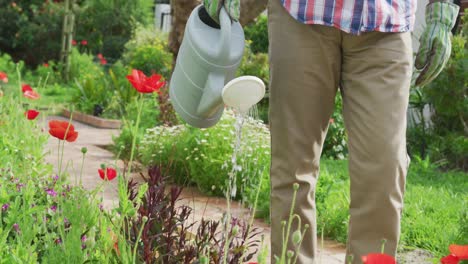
[25,110,40,120]
[48,120,79,142]
[22,84,33,93]
[0,72,8,83]
[126,69,165,94]
[98,167,117,181]
[23,90,40,100]
[362,253,396,264]
[441,254,460,264]
[97,53,104,59]
[81,40,88,46]
[329,118,335,124]
[100,59,107,65]
[22,84,40,100]
[72,40,77,46]
[43,62,49,67]
[450,245,468,260]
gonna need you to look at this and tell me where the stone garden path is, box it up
[43,115,346,264]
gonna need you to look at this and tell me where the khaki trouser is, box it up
[268,0,412,263]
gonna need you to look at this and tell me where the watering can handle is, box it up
[218,6,232,62]
[196,72,226,117]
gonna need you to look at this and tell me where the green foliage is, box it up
[112,95,161,161]
[0,89,128,263]
[322,94,348,160]
[77,0,154,60]
[0,1,64,66]
[138,110,271,216]
[0,0,154,67]
[408,30,467,169]
[237,41,269,88]
[244,15,269,54]
[122,26,173,79]
[316,158,467,257]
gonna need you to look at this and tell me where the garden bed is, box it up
[62,109,121,129]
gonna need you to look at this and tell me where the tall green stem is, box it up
[126,94,143,179]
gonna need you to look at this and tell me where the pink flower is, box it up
[72,39,77,46]
[100,58,107,65]
[43,62,49,67]
[97,53,104,59]
[81,40,88,46]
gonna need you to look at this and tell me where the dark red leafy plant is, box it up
[125,166,260,264]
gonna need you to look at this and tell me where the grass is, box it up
[316,158,467,257]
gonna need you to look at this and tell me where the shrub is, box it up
[122,26,173,79]
[408,30,467,169]
[0,88,127,263]
[75,0,154,61]
[322,94,348,160]
[112,94,161,161]
[0,1,64,66]
[244,15,269,54]
[0,0,154,67]
[139,110,271,216]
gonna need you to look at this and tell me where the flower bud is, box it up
[292,230,302,246]
[81,147,88,154]
[293,183,299,191]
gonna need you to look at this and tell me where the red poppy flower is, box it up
[100,58,107,65]
[126,69,165,94]
[441,254,460,264]
[25,110,40,120]
[0,72,8,83]
[48,120,79,142]
[81,40,88,46]
[43,62,49,67]
[22,84,33,93]
[361,253,396,264]
[450,245,468,260]
[72,40,77,46]
[98,167,117,181]
[97,53,104,59]
[23,90,41,100]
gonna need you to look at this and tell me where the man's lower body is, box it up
[268,0,412,263]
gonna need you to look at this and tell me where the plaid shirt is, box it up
[281,0,417,34]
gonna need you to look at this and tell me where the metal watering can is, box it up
[169,5,265,128]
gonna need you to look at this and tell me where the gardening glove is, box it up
[203,0,240,23]
[413,1,459,87]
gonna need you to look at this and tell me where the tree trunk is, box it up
[60,0,76,82]
[168,0,267,66]
[239,0,268,26]
[168,0,199,66]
